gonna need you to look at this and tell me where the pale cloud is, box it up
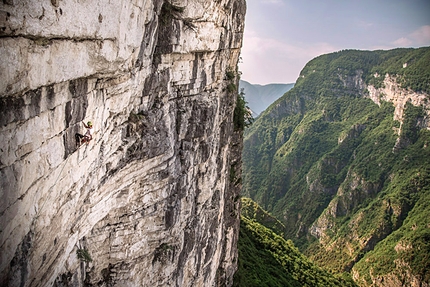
[393,25,430,47]
[241,2,430,85]
[392,37,413,47]
[242,30,336,61]
[356,20,374,29]
[260,0,284,5]
[410,25,430,45]
[240,31,337,84]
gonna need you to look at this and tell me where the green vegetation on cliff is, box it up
[234,198,357,287]
[240,197,287,237]
[241,47,430,285]
[353,168,430,285]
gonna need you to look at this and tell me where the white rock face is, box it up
[0,0,245,286]
[367,75,430,130]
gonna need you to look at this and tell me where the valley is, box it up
[238,47,430,287]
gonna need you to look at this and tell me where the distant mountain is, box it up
[239,80,294,117]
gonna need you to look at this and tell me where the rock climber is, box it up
[75,121,94,147]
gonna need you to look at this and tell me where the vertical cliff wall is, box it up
[0,0,246,286]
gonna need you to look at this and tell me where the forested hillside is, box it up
[234,198,357,287]
[241,47,430,286]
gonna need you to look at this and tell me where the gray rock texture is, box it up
[0,0,246,286]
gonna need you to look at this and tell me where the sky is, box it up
[239,0,430,84]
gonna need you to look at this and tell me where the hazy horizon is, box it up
[239,0,430,85]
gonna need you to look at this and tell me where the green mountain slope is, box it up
[240,197,287,236]
[234,198,357,287]
[241,47,430,286]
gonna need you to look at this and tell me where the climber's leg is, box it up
[83,136,92,145]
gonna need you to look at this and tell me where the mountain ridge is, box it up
[242,47,430,287]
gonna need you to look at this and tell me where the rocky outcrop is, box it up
[0,0,245,286]
[308,75,429,275]
[367,75,430,130]
[352,257,430,287]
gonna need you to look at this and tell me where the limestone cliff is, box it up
[367,75,430,128]
[0,0,246,286]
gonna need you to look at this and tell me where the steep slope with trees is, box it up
[241,47,430,286]
[234,198,357,287]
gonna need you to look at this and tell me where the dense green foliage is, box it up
[353,166,430,285]
[234,199,357,287]
[234,90,254,131]
[234,217,300,287]
[76,248,92,262]
[241,47,430,285]
[294,47,430,94]
[225,68,254,131]
[240,197,286,236]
